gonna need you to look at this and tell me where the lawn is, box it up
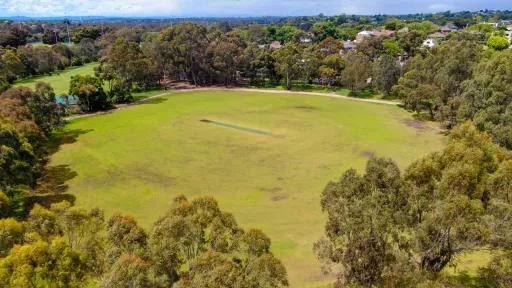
[14,62,98,94]
[47,90,445,287]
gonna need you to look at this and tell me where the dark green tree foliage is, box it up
[486,35,510,51]
[273,44,303,90]
[100,254,152,288]
[373,54,401,95]
[340,51,371,93]
[72,26,102,43]
[0,121,36,191]
[403,122,510,273]
[150,195,288,287]
[458,49,512,149]
[105,213,148,264]
[316,157,408,287]
[318,122,512,287]
[158,22,209,86]
[97,37,157,102]
[69,74,109,112]
[0,238,89,288]
[207,32,247,85]
[42,29,61,45]
[393,39,482,126]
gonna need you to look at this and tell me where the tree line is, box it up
[317,122,512,287]
[0,196,288,287]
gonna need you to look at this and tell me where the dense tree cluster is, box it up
[317,122,512,287]
[0,84,63,217]
[0,196,288,288]
[393,37,512,149]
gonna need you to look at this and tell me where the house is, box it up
[506,30,512,42]
[342,40,356,51]
[269,41,282,49]
[355,30,372,42]
[441,23,458,33]
[299,36,313,44]
[484,22,499,28]
[257,44,267,49]
[429,32,447,40]
[355,29,395,43]
[398,27,409,33]
[422,38,437,48]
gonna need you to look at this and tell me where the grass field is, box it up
[47,90,445,287]
[14,62,97,94]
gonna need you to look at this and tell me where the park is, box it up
[47,89,444,287]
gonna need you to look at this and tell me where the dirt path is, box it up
[65,88,400,121]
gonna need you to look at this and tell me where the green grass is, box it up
[14,62,98,94]
[48,90,445,287]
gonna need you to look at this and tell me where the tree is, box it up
[0,120,37,191]
[98,37,157,101]
[0,238,89,288]
[402,122,510,273]
[458,49,512,148]
[393,39,482,125]
[373,54,401,95]
[318,54,344,86]
[150,195,243,285]
[207,32,246,85]
[340,51,371,93]
[158,23,209,86]
[42,29,60,45]
[69,74,109,112]
[105,213,148,264]
[100,254,152,288]
[149,195,288,287]
[72,26,102,43]
[398,30,426,56]
[273,44,302,90]
[0,218,24,257]
[487,35,510,51]
[316,157,409,287]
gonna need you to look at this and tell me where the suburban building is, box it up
[441,23,458,33]
[355,29,395,43]
[269,40,282,49]
[422,38,437,48]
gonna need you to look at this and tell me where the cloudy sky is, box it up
[1,0,511,17]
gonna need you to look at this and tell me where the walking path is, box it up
[65,88,400,121]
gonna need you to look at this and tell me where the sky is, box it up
[0,0,511,17]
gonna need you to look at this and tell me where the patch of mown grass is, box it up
[14,62,98,94]
[48,90,445,287]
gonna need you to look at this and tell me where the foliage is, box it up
[458,50,512,148]
[69,74,109,112]
[340,51,371,93]
[486,35,510,51]
[318,121,512,287]
[373,54,401,95]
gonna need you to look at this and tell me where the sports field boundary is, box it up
[65,88,400,121]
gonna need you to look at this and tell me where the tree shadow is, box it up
[137,97,168,105]
[46,128,94,155]
[29,128,92,208]
[25,193,76,210]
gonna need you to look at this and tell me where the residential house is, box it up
[342,40,356,51]
[269,40,282,49]
[300,36,313,44]
[429,32,447,40]
[398,27,409,33]
[441,23,458,33]
[422,38,437,48]
[355,29,395,43]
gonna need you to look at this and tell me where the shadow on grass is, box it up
[29,128,92,208]
[138,97,168,105]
